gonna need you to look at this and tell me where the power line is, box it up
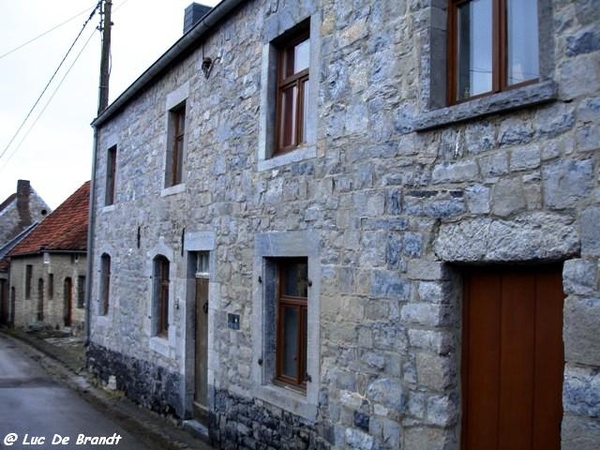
[0,29,98,175]
[0,3,97,60]
[0,1,102,166]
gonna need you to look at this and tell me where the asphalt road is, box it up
[0,333,153,450]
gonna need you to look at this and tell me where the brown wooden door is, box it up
[462,265,564,450]
[194,277,209,417]
[64,278,72,327]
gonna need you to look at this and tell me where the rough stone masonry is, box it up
[88,0,600,449]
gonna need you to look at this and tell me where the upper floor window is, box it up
[166,103,186,187]
[105,145,117,206]
[448,0,539,104]
[275,30,310,155]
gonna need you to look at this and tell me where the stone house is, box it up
[0,180,50,325]
[87,1,599,449]
[9,181,89,333]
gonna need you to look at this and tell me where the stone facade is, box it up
[10,253,87,332]
[7,181,89,333]
[89,1,600,449]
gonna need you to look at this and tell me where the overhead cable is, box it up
[0,1,101,165]
[0,4,96,60]
[0,28,98,174]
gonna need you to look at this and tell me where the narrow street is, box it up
[0,333,164,450]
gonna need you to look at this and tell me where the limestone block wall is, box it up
[89,0,600,449]
[10,254,87,332]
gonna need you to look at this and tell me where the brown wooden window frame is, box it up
[447,0,539,105]
[100,253,111,316]
[154,255,170,337]
[105,145,117,206]
[275,258,308,392]
[274,29,310,156]
[166,103,186,187]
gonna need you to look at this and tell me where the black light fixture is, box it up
[201,57,213,79]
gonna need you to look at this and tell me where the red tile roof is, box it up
[10,181,90,256]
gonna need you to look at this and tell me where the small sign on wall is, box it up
[227,313,240,330]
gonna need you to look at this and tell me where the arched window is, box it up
[153,255,170,336]
[100,253,111,315]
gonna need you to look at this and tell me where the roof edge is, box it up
[92,0,244,128]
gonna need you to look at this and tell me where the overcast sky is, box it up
[0,0,219,209]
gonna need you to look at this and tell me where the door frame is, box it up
[193,274,210,420]
[183,236,215,423]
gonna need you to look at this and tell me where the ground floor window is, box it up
[153,255,170,337]
[275,258,308,391]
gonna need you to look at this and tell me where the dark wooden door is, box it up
[64,278,72,327]
[462,265,564,450]
[194,277,209,418]
[37,278,44,321]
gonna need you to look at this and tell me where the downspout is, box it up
[84,126,98,347]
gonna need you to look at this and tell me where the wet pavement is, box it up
[0,329,214,450]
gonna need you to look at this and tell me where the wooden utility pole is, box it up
[98,0,112,114]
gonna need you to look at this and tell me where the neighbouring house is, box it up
[87,1,600,449]
[9,181,89,334]
[0,180,50,325]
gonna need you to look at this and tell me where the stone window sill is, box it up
[161,183,186,197]
[150,335,170,357]
[254,384,317,422]
[258,145,316,171]
[102,204,116,213]
[414,80,558,132]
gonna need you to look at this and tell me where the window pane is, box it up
[280,85,298,148]
[282,261,308,297]
[294,38,310,73]
[457,0,492,100]
[282,306,299,378]
[174,137,184,184]
[507,0,539,85]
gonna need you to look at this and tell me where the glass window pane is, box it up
[294,38,310,73]
[507,0,539,85]
[457,0,492,100]
[282,306,299,378]
[282,261,308,297]
[279,86,298,148]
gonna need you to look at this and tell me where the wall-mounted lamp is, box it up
[201,57,213,79]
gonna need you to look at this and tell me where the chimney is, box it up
[16,180,32,227]
[183,3,211,34]
[16,180,31,198]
